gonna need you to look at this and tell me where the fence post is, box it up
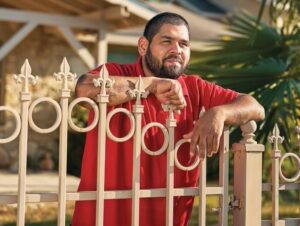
[93,65,113,226]
[232,121,264,226]
[54,58,76,226]
[13,59,38,226]
[129,76,148,226]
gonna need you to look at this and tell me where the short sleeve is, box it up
[87,63,124,76]
[197,78,239,110]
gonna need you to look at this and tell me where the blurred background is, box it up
[0,0,299,225]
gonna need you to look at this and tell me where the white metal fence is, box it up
[0,58,298,226]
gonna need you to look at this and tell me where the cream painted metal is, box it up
[13,59,38,226]
[261,124,300,226]
[232,121,265,226]
[0,58,266,226]
[54,58,77,226]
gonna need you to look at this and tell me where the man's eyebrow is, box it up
[161,35,189,43]
[161,35,173,40]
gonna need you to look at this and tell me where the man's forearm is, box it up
[75,74,166,106]
[212,94,265,125]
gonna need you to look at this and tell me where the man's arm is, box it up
[75,73,186,108]
[184,94,265,159]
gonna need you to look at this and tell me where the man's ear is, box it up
[138,36,149,56]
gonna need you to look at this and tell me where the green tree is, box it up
[189,0,300,151]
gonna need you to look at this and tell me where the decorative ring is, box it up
[279,153,300,182]
[0,106,21,143]
[68,97,99,133]
[141,122,169,156]
[174,139,200,171]
[28,97,62,133]
[106,108,135,142]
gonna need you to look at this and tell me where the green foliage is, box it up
[189,1,300,151]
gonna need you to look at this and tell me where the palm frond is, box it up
[189,11,300,152]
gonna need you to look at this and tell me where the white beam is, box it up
[105,0,155,20]
[0,7,104,30]
[58,26,95,69]
[0,22,37,61]
[102,6,130,20]
[97,29,108,66]
[82,6,130,21]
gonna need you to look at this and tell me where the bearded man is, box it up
[71,12,264,226]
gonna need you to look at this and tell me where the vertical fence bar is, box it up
[268,124,283,226]
[296,126,300,223]
[232,121,264,226]
[93,65,112,226]
[198,152,206,226]
[130,77,147,226]
[13,60,38,226]
[166,109,176,226]
[218,128,229,226]
[197,108,206,226]
[297,126,300,222]
[54,58,76,226]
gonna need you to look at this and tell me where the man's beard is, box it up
[145,48,186,79]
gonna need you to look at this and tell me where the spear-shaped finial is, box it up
[268,123,284,151]
[13,59,38,92]
[53,57,77,90]
[127,76,149,104]
[93,64,114,95]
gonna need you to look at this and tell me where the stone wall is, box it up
[0,22,91,172]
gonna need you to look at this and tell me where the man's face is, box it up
[145,24,190,79]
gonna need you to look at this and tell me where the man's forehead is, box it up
[156,24,190,39]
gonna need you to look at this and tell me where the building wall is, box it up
[0,22,138,172]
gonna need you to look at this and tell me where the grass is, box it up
[0,197,299,226]
[0,202,74,226]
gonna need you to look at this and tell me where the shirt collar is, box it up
[135,56,145,77]
[135,56,189,96]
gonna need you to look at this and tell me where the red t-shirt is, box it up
[72,57,238,226]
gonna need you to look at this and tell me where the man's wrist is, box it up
[146,77,158,94]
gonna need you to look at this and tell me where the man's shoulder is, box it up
[104,61,140,77]
[179,74,203,83]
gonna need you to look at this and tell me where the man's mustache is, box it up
[163,55,183,64]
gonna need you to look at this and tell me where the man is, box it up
[72,12,264,226]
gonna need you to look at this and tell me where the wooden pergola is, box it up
[0,0,156,68]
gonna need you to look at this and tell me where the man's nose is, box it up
[170,42,182,54]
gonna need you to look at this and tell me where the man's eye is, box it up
[180,42,189,47]
[163,40,171,43]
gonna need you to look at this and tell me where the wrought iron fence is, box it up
[1,58,297,226]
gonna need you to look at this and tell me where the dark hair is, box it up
[143,12,190,43]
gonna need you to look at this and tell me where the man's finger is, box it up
[207,136,213,157]
[198,136,206,160]
[189,131,199,155]
[212,133,221,155]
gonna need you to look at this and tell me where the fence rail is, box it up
[0,58,299,226]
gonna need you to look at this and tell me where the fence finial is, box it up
[268,123,284,151]
[93,64,114,95]
[127,76,149,104]
[240,120,257,144]
[13,59,38,92]
[53,57,77,90]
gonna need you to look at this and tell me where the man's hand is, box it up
[183,107,225,160]
[151,78,186,110]
[183,94,265,160]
